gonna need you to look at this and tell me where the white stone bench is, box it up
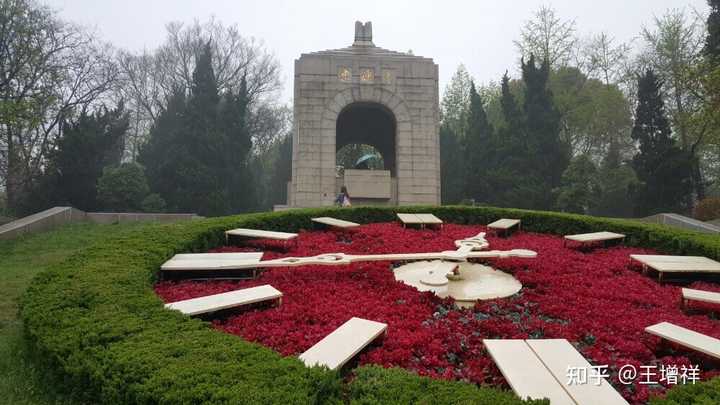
[311,217,360,230]
[164,285,282,316]
[160,252,264,279]
[485,339,628,405]
[397,213,443,229]
[225,228,298,248]
[564,231,625,248]
[682,288,720,307]
[487,219,521,236]
[161,252,263,271]
[630,254,720,283]
[646,322,720,359]
[484,339,575,405]
[396,213,422,225]
[299,317,387,370]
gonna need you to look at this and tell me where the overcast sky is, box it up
[46,0,709,103]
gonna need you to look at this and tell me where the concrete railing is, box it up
[0,207,200,240]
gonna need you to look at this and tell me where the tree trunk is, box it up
[691,156,705,203]
[5,130,22,215]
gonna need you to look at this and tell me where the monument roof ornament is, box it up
[301,21,432,61]
[353,21,374,47]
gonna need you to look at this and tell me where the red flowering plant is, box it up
[155,223,720,404]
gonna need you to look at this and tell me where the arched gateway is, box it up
[287,21,440,207]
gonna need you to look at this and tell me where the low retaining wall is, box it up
[0,207,199,240]
[0,207,85,240]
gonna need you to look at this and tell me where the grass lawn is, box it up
[0,222,144,405]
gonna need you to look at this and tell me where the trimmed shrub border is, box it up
[20,206,720,404]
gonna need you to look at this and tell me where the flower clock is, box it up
[155,222,720,404]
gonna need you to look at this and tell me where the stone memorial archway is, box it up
[288,21,440,207]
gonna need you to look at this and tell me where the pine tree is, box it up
[631,70,693,215]
[189,42,221,133]
[182,41,227,215]
[498,73,525,161]
[141,44,256,216]
[463,82,494,203]
[440,124,464,204]
[706,0,720,59]
[522,55,569,209]
[500,73,521,125]
[268,134,293,207]
[219,76,253,212]
[45,104,128,211]
[139,88,189,212]
[439,65,472,204]
[489,73,528,208]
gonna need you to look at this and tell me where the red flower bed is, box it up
[155,223,720,404]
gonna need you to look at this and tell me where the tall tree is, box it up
[219,76,254,212]
[140,44,254,216]
[138,89,188,212]
[0,0,117,214]
[441,65,473,138]
[463,82,494,203]
[640,9,708,201]
[582,33,632,87]
[117,17,283,159]
[701,0,720,161]
[522,55,569,209]
[268,133,293,207]
[550,67,633,161]
[488,73,527,208]
[440,125,464,204]
[175,42,226,215]
[515,5,578,69]
[500,73,522,126]
[439,65,473,204]
[555,154,601,214]
[706,0,720,59]
[631,70,694,215]
[594,141,638,218]
[44,105,128,211]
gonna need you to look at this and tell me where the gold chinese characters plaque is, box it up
[360,68,374,82]
[338,67,351,82]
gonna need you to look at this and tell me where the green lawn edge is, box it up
[1,222,146,405]
[19,206,720,404]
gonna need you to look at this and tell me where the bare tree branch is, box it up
[515,5,578,68]
[0,0,117,210]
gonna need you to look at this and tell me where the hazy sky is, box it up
[46,0,709,103]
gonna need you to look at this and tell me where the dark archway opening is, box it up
[336,143,385,170]
[336,102,396,176]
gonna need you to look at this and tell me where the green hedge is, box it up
[20,206,720,404]
[350,366,547,404]
[650,376,720,404]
